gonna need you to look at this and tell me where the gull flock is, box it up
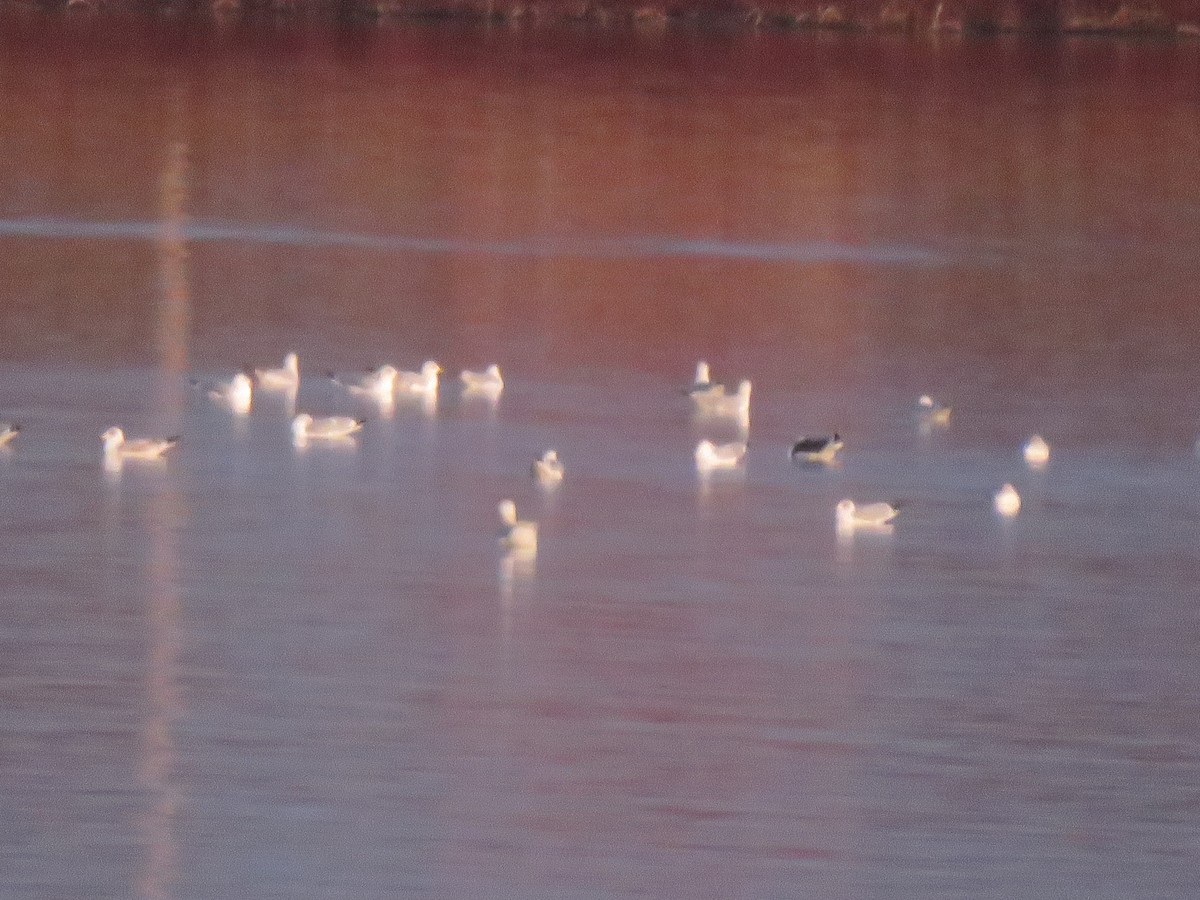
[1,354,1067,559]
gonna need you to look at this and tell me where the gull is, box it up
[692,379,752,423]
[994,483,1021,517]
[0,423,19,448]
[790,433,843,464]
[192,371,253,415]
[329,364,399,402]
[695,439,747,471]
[683,360,720,398]
[101,427,179,461]
[497,499,538,551]
[460,364,504,396]
[291,413,365,445]
[917,394,952,426]
[396,361,442,396]
[255,352,299,391]
[531,449,564,486]
[1023,435,1050,469]
[836,499,899,531]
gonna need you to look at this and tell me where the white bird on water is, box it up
[692,379,752,424]
[790,433,844,464]
[0,422,20,448]
[255,352,300,391]
[695,439,747,471]
[497,499,538,552]
[193,371,253,415]
[291,413,365,445]
[836,499,899,531]
[460,364,504,396]
[396,361,442,397]
[994,483,1021,517]
[532,449,564,486]
[1023,434,1050,469]
[330,365,399,402]
[101,427,179,461]
[917,394,952,426]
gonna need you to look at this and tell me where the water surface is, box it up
[1,19,1199,899]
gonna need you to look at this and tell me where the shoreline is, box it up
[7,0,1200,37]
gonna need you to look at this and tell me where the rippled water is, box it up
[2,18,1199,899]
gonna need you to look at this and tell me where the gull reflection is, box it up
[498,545,537,617]
[696,465,746,506]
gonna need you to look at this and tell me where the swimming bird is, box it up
[692,379,752,423]
[683,360,720,398]
[497,499,538,551]
[917,394,952,426]
[460,364,504,396]
[193,371,253,414]
[101,427,179,461]
[291,413,365,444]
[396,361,442,396]
[994,483,1021,517]
[836,499,899,530]
[330,364,399,402]
[1023,434,1050,469]
[0,423,19,448]
[255,352,300,391]
[790,433,843,464]
[695,439,748,471]
[532,449,564,485]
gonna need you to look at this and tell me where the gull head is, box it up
[376,364,399,379]
[695,360,710,384]
[291,413,313,439]
[284,352,299,375]
[836,499,856,524]
[498,499,518,526]
[101,426,125,452]
[422,361,443,377]
[543,449,558,464]
[486,364,502,378]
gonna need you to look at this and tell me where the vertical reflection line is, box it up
[137,139,190,900]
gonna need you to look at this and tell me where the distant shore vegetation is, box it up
[8,0,1199,36]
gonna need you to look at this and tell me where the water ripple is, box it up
[0,216,979,267]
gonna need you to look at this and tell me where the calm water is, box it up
[2,18,1200,899]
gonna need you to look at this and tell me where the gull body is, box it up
[0,423,19,448]
[532,449,564,485]
[918,394,952,426]
[1023,435,1050,469]
[331,364,399,401]
[397,361,442,396]
[836,499,899,530]
[101,427,179,461]
[460,364,504,396]
[692,379,752,422]
[497,499,538,551]
[790,433,844,464]
[194,371,253,414]
[291,413,365,444]
[994,483,1021,517]
[255,352,300,391]
[695,439,748,471]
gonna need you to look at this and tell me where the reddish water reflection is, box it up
[1,17,1199,900]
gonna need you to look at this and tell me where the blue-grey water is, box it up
[1,19,1199,899]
